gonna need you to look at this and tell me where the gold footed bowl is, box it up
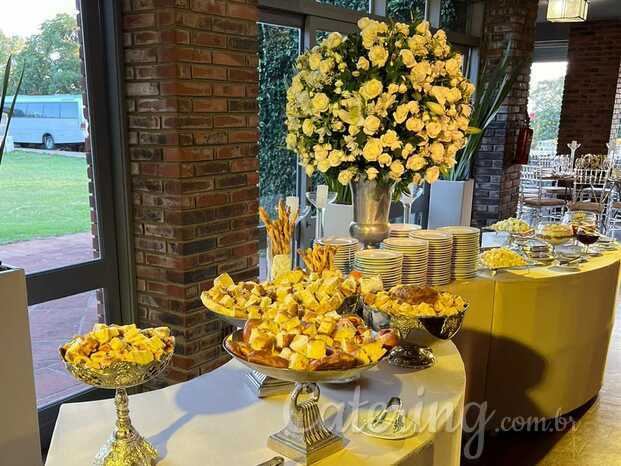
[59,347,173,466]
[363,304,467,369]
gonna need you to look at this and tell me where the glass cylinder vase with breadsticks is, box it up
[298,243,337,274]
[260,200,299,280]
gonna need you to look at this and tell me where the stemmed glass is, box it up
[306,187,337,241]
[535,221,573,259]
[576,225,600,257]
[400,183,424,224]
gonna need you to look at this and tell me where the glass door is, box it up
[0,0,128,448]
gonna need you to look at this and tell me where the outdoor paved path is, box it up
[0,232,98,407]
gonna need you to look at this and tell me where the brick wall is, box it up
[122,0,259,385]
[471,0,538,227]
[558,21,621,155]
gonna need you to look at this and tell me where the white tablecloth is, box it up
[46,341,465,466]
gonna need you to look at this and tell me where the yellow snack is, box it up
[479,247,527,269]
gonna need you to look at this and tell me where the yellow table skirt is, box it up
[447,249,621,427]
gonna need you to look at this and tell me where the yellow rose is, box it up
[393,104,409,124]
[388,83,399,94]
[369,46,389,67]
[286,133,297,150]
[429,142,445,163]
[305,165,315,176]
[381,130,402,150]
[406,156,426,171]
[400,49,416,68]
[402,143,414,158]
[411,61,431,83]
[302,119,314,136]
[445,56,462,77]
[431,86,450,105]
[366,167,379,181]
[408,35,428,53]
[359,79,383,100]
[325,32,343,49]
[407,101,420,114]
[362,138,383,161]
[406,117,424,133]
[314,144,329,160]
[426,121,442,138]
[311,93,330,114]
[329,150,344,167]
[425,166,440,183]
[319,59,333,75]
[348,124,361,135]
[357,17,372,30]
[447,88,462,104]
[318,159,331,173]
[399,83,408,93]
[338,169,355,185]
[308,53,321,70]
[416,21,430,35]
[363,115,381,135]
[461,104,472,117]
[396,23,410,36]
[378,153,392,167]
[357,57,370,71]
[390,160,405,177]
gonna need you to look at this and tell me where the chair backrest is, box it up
[520,164,543,199]
[573,168,611,202]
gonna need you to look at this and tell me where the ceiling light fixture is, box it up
[547,0,589,22]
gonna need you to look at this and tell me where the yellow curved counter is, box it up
[446,249,621,428]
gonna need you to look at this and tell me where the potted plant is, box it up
[428,44,523,228]
[286,18,476,245]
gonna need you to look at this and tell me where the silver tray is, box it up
[223,330,383,384]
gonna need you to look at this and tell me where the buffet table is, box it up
[46,341,465,466]
[449,246,621,427]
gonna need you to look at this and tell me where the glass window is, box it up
[60,102,79,119]
[257,23,301,216]
[528,61,568,155]
[316,0,370,12]
[10,103,26,117]
[29,289,103,407]
[43,103,60,118]
[440,0,469,33]
[387,0,426,22]
[26,103,44,118]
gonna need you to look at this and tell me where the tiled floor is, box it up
[1,233,99,407]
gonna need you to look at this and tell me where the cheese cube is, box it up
[288,352,309,371]
[317,319,336,335]
[283,317,301,332]
[214,273,234,290]
[289,334,309,354]
[362,341,386,363]
[306,340,326,360]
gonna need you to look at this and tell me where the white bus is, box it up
[3,95,88,150]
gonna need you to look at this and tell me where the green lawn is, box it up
[0,151,91,244]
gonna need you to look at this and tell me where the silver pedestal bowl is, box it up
[363,304,467,369]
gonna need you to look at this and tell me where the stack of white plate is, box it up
[381,237,429,286]
[409,230,453,286]
[354,249,403,290]
[389,224,422,238]
[317,236,361,275]
[438,226,480,280]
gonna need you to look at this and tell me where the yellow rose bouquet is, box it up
[286,17,475,194]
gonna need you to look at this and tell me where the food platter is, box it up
[223,330,385,384]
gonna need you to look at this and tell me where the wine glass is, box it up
[400,183,424,225]
[576,225,600,257]
[306,190,337,241]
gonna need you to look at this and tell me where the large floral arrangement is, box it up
[285,18,475,193]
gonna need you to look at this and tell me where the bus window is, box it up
[25,103,43,118]
[43,103,60,119]
[60,102,79,119]
[8,103,27,117]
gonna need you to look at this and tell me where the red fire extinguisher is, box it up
[515,127,533,165]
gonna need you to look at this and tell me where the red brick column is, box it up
[558,21,621,155]
[122,0,259,384]
[471,0,538,226]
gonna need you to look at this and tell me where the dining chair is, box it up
[518,165,566,224]
[568,168,612,228]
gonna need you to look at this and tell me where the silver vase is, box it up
[349,178,395,248]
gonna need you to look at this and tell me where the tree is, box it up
[528,77,565,146]
[0,13,81,96]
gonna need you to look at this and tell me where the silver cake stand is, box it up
[224,330,383,464]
